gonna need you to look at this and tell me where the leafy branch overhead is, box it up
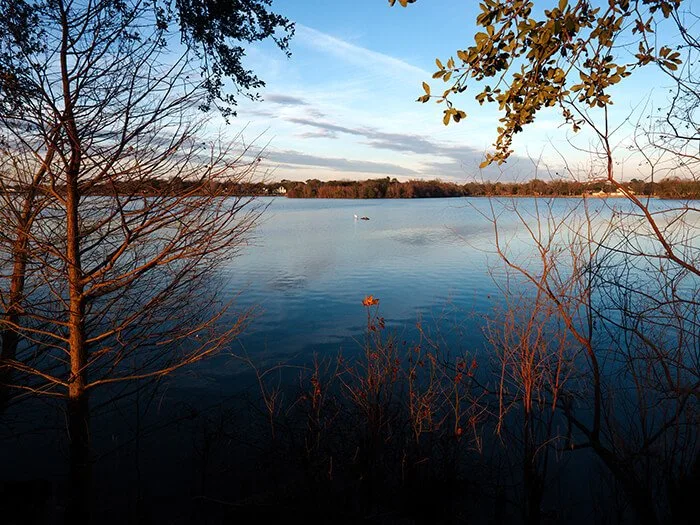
[389,0,684,167]
[0,0,294,117]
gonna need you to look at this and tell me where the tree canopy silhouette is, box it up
[0,0,293,117]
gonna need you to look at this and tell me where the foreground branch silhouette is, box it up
[0,0,292,521]
[389,1,699,522]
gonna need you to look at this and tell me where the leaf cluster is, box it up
[391,0,685,167]
[0,1,45,116]
[173,0,294,115]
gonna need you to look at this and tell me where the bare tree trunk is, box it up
[591,442,659,525]
[0,235,29,411]
[0,171,46,413]
[67,383,90,524]
[61,0,89,514]
[522,415,543,525]
[65,165,90,523]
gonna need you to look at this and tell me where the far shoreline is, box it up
[12,177,694,200]
[282,193,658,200]
[266,177,697,200]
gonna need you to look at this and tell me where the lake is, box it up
[2,195,696,524]
[199,195,647,386]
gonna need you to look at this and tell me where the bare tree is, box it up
[0,137,54,412]
[478,158,698,523]
[387,0,698,520]
[0,0,292,520]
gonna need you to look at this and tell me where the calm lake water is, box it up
[202,196,636,383]
[3,196,695,524]
[226,197,498,360]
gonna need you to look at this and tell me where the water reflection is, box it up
[3,196,697,523]
[208,196,699,377]
[215,198,504,373]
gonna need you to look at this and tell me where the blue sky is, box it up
[226,0,676,183]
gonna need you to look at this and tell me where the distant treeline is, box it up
[279,177,700,199]
[13,176,699,199]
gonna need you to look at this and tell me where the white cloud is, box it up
[265,149,418,176]
[295,24,430,79]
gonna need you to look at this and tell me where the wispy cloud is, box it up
[285,116,535,180]
[264,94,310,106]
[265,149,418,176]
[285,116,473,158]
[296,25,430,79]
[288,117,361,137]
[298,130,339,139]
[287,116,467,156]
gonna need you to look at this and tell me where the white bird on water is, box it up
[354,214,358,220]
